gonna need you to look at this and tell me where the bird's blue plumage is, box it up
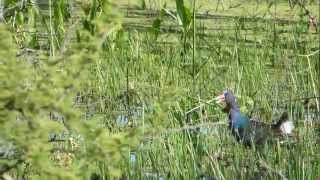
[231,112,249,129]
[229,110,251,145]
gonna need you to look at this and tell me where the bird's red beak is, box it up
[215,93,225,104]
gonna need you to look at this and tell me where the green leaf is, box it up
[175,0,192,31]
[151,18,161,40]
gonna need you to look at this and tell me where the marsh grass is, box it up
[2,0,319,179]
[95,1,319,179]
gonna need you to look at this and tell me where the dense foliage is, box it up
[0,0,138,179]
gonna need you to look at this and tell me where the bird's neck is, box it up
[230,101,240,113]
[231,102,240,112]
[229,109,239,121]
[228,103,241,123]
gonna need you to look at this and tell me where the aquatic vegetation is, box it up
[0,0,319,179]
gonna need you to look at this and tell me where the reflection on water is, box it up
[115,102,154,128]
[116,114,129,128]
[130,152,137,165]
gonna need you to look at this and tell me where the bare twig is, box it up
[185,98,217,115]
[298,50,320,57]
[164,121,226,134]
[143,121,226,141]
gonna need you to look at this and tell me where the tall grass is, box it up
[2,0,319,179]
[91,1,320,179]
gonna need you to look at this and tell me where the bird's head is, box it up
[215,90,238,112]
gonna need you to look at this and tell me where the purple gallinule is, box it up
[216,90,294,146]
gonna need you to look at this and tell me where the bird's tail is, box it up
[274,112,294,135]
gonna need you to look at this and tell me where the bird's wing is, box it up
[248,119,274,145]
